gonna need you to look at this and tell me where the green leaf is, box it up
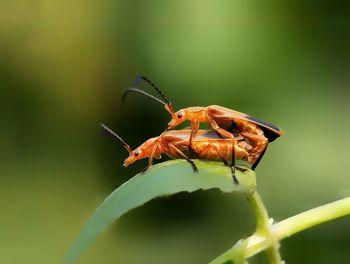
[64,160,256,264]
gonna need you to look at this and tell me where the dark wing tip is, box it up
[246,115,282,132]
[245,115,284,142]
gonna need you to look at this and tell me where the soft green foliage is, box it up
[211,197,350,263]
[64,160,256,264]
[65,159,350,264]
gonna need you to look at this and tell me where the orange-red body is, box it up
[123,76,284,170]
[123,130,260,168]
[163,105,284,168]
[167,105,283,142]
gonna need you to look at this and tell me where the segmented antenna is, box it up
[101,123,132,154]
[137,75,171,105]
[122,87,166,106]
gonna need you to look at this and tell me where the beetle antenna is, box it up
[101,123,132,154]
[121,87,166,106]
[136,75,171,105]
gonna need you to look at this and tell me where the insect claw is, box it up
[230,166,239,184]
[191,163,199,173]
[222,159,228,166]
[141,166,151,174]
[232,175,239,184]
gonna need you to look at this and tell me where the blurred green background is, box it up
[1,1,350,263]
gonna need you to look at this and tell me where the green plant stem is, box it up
[246,191,282,264]
[272,196,350,241]
[210,197,350,264]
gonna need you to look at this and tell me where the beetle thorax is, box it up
[186,107,207,122]
[141,137,159,151]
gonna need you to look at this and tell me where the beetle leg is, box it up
[200,143,237,183]
[240,131,267,142]
[214,131,244,141]
[189,120,200,149]
[168,143,198,173]
[208,119,235,138]
[230,144,239,184]
[251,144,268,170]
[141,145,158,173]
[240,131,268,169]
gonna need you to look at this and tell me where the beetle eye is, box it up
[134,151,139,156]
[177,113,182,118]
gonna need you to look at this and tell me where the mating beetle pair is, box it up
[102,76,284,183]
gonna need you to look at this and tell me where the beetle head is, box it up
[123,147,142,167]
[123,137,159,167]
[167,108,187,129]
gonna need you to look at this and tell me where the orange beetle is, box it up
[101,124,262,183]
[122,75,284,170]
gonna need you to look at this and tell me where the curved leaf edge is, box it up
[64,159,256,264]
